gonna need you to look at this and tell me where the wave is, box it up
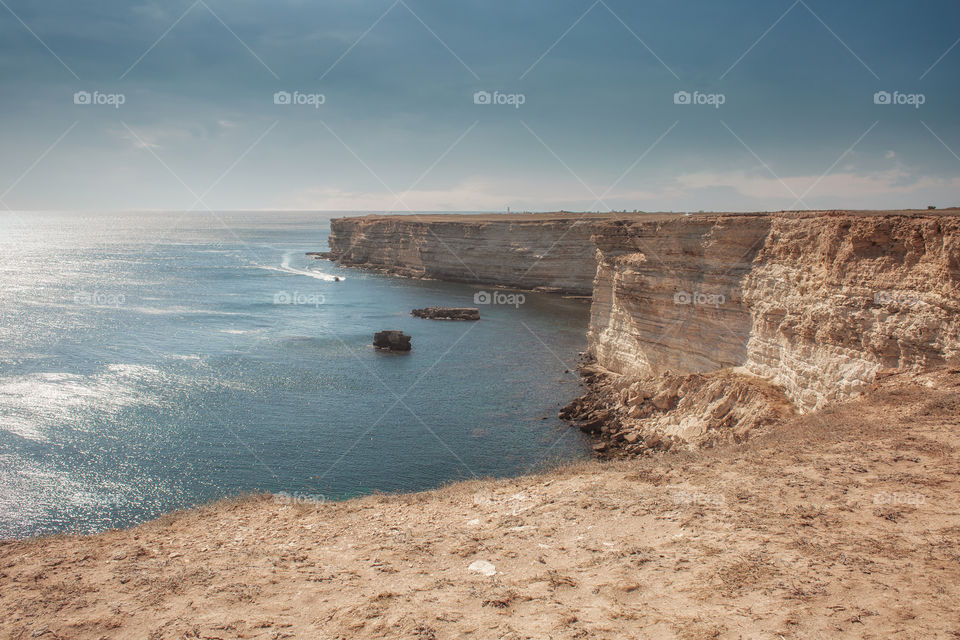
[125,306,247,316]
[259,250,343,282]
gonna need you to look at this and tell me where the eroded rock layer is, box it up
[328,213,602,295]
[587,211,960,414]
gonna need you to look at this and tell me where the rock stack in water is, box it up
[411,307,480,321]
[373,330,412,352]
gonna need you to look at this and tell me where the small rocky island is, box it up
[373,330,411,351]
[411,307,480,321]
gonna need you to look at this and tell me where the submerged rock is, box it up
[373,330,411,352]
[411,307,480,321]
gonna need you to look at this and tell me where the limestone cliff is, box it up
[325,209,960,452]
[587,211,960,412]
[741,213,960,410]
[327,213,602,295]
[566,209,960,452]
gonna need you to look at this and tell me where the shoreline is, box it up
[3,367,959,638]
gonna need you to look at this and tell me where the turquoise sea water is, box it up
[0,211,591,539]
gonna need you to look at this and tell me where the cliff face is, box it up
[587,212,960,413]
[589,215,771,380]
[325,209,960,450]
[328,214,601,295]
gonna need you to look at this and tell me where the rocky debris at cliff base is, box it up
[562,367,796,455]
[373,330,412,352]
[411,307,480,321]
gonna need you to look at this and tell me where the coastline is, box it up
[4,0,959,634]
[4,208,960,638]
[327,208,960,454]
[3,368,959,638]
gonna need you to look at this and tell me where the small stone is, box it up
[468,560,496,576]
[652,392,676,410]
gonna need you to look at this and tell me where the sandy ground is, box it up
[2,368,960,639]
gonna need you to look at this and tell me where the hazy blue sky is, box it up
[1,0,958,212]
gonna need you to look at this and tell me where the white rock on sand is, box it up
[468,560,496,576]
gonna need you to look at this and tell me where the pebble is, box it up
[468,560,497,576]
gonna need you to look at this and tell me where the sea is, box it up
[0,211,592,539]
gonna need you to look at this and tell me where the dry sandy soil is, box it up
[2,369,960,639]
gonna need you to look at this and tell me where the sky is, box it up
[0,0,958,212]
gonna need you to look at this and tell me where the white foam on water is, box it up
[125,305,245,316]
[259,250,343,282]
